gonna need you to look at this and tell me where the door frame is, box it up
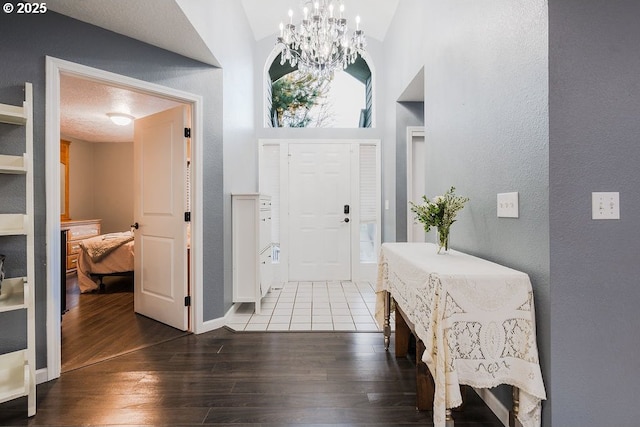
[44,57,204,381]
[259,139,381,284]
[406,126,425,242]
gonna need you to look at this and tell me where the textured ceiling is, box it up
[60,75,182,143]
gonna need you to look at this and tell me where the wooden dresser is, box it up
[61,219,101,274]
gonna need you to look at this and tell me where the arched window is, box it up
[265,53,373,128]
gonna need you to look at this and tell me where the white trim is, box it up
[45,60,62,381]
[190,87,205,335]
[350,144,360,281]
[278,142,290,282]
[35,368,48,385]
[262,49,280,128]
[360,50,377,129]
[199,315,229,334]
[200,303,243,334]
[45,56,205,380]
[258,139,380,283]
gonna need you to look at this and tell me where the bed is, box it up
[77,231,134,293]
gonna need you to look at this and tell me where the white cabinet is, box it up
[0,83,36,416]
[232,194,273,314]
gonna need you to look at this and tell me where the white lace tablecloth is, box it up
[375,243,546,427]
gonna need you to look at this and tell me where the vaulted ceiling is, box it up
[47,0,400,66]
[46,0,403,142]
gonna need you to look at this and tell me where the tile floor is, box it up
[226,281,383,332]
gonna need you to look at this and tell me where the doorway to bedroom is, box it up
[47,59,199,375]
[59,74,191,372]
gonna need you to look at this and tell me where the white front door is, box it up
[133,106,189,330]
[288,143,352,281]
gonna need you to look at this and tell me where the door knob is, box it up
[130,222,139,230]
[342,218,350,223]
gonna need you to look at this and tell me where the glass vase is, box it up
[437,226,449,254]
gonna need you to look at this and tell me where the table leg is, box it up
[445,409,454,427]
[509,387,520,427]
[383,290,391,350]
[416,338,435,411]
[395,305,410,357]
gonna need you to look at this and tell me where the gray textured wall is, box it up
[422,0,550,423]
[549,1,640,425]
[0,11,223,368]
[380,0,428,246]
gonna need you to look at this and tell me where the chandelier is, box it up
[276,0,366,79]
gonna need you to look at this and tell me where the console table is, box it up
[375,243,546,427]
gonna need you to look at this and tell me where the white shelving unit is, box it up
[0,154,27,174]
[0,82,36,417]
[232,194,273,314]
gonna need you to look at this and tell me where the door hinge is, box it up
[184,127,191,138]
[184,212,191,222]
[184,296,191,307]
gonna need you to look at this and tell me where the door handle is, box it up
[342,218,350,223]
[130,222,139,230]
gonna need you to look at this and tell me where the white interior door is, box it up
[288,143,351,281]
[133,105,188,330]
[407,128,426,242]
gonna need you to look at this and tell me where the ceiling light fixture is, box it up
[276,0,366,79]
[107,113,134,126]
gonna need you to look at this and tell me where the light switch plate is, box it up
[497,192,519,218]
[592,192,620,219]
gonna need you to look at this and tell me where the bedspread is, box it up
[77,233,134,293]
[375,243,546,427]
[80,231,133,262]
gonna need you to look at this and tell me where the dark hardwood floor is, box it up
[61,273,189,372]
[1,326,505,426]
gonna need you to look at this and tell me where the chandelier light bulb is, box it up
[356,15,360,30]
[288,9,293,24]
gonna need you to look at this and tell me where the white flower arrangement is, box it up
[410,186,469,253]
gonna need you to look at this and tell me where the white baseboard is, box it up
[197,304,241,334]
[36,368,49,385]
